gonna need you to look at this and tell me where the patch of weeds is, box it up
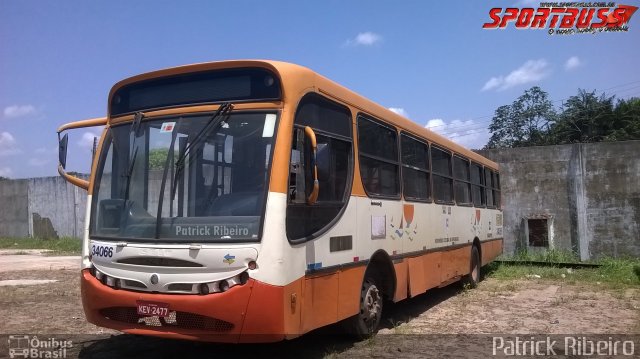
[0,237,81,255]
[486,256,640,288]
[392,321,412,335]
[551,296,568,307]
[506,249,582,264]
[461,282,473,293]
[502,282,519,292]
[624,300,639,311]
[364,335,376,348]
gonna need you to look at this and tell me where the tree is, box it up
[485,87,640,149]
[548,89,615,144]
[485,86,556,149]
[605,97,640,141]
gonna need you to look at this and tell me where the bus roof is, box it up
[109,60,498,171]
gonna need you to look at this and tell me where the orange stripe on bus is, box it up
[301,272,339,333]
[481,238,504,266]
[336,266,366,321]
[407,251,443,297]
[393,260,409,301]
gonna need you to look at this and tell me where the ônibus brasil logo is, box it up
[483,2,638,35]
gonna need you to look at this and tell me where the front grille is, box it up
[117,257,203,267]
[167,283,194,292]
[100,307,234,332]
[123,279,147,289]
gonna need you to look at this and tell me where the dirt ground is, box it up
[0,255,638,358]
[0,251,79,272]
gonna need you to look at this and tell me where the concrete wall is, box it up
[0,179,29,237]
[478,140,640,260]
[27,176,88,239]
[0,175,88,239]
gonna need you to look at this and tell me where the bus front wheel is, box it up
[346,278,383,338]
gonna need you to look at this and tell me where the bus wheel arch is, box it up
[363,249,396,301]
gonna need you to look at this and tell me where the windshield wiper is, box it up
[122,112,144,202]
[154,103,233,238]
[169,103,233,202]
[119,112,144,234]
[154,125,180,238]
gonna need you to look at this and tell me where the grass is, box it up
[501,248,583,263]
[485,255,640,288]
[389,319,412,334]
[0,237,82,255]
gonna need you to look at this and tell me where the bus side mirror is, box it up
[57,116,108,190]
[58,133,68,169]
[304,126,319,205]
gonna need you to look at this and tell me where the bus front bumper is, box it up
[80,269,286,343]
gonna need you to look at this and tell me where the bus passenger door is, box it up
[285,93,354,333]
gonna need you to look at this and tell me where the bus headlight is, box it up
[199,283,210,295]
[199,271,250,295]
[239,272,249,285]
[219,280,229,292]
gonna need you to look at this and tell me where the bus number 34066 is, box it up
[92,245,113,258]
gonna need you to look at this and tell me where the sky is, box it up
[1,0,639,178]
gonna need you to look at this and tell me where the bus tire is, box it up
[345,277,383,339]
[463,245,481,288]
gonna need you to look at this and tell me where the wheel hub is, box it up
[362,285,381,326]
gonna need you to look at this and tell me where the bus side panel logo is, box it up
[223,254,235,265]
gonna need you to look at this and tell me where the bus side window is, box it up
[470,162,485,207]
[453,156,472,205]
[357,116,400,198]
[286,93,353,241]
[431,146,454,203]
[400,133,430,201]
[493,172,501,208]
[485,168,495,207]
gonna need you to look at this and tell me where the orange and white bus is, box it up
[57,60,503,343]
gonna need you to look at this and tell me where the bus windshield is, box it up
[90,111,277,242]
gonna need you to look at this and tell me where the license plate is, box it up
[136,300,170,317]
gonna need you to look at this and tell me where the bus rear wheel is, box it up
[463,245,481,288]
[346,278,383,338]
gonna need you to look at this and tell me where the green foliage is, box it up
[0,237,82,255]
[485,86,640,149]
[606,97,640,141]
[548,89,615,144]
[507,249,582,263]
[486,86,556,149]
[148,148,170,170]
[486,256,640,288]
